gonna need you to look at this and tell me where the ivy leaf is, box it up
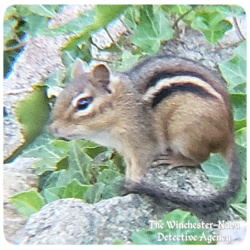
[201,154,228,189]
[231,203,246,220]
[101,176,124,199]
[14,85,50,144]
[235,127,246,148]
[43,69,65,88]
[51,8,95,35]
[191,6,232,44]
[4,18,18,43]
[43,186,65,203]
[94,5,127,26]
[67,140,93,184]
[63,179,90,199]
[23,13,53,37]
[22,132,68,175]
[230,94,246,121]
[10,189,45,217]
[82,140,107,159]
[84,182,105,204]
[97,169,120,184]
[232,180,246,204]
[124,5,140,31]
[63,5,127,50]
[41,169,69,189]
[25,5,57,17]
[219,41,246,94]
[236,144,246,179]
[115,50,140,71]
[131,6,174,55]
[96,169,124,199]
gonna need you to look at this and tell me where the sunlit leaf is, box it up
[26,5,57,17]
[10,189,45,217]
[131,6,174,55]
[14,85,50,143]
[219,41,246,94]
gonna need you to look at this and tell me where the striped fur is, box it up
[143,75,224,107]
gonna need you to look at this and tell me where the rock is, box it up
[3,5,245,245]
[16,166,241,244]
[20,195,155,244]
[3,157,39,244]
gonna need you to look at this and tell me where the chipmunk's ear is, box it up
[73,58,88,77]
[91,64,110,85]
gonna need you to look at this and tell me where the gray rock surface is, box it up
[3,157,39,243]
[3,5,246,245]
[13,166,241,244]
[19,195,154,244]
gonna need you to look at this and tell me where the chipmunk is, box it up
[49,55,242,214]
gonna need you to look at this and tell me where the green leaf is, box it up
[236,144,246,179]
[84,182,105,204]
[235,127,246,147]
[25,14,51,37]
[112,238,125,245]
[52,139,70,150]
[95,169,124,199]
[124,6,140,31]
[232,180,246,203]
[22,132,68,175]
[43,186,65,203]
[10,189,45,217]
[131,6,174,55]
[14,85,50,143]
[162,5,192,16]
[230,94,246,121]
[63,5,127,50]
[82,141,107,159]
[51,9,95,35]
[26,5,57,17]
[132,230,157,245]
[41,169,69,189]
[201,154,228,189]
[97,169,120,184]
[94,5,127,26]
[215,5,245,17]
[115,50,140,71]
[15,5,33,17]
[67,140,93,184]
[4,19,18,43]
[61,45,91,70]
[234,119,246,131]
[63,179,89,199]
[101,176,124,199]
[43,69,65,88]
[219,41,246,94]
[132,209,212,245]
[191,6,232,44]
[231,203,246,220]
[38,139,98,191]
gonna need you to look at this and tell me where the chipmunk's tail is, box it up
[127,142,242,215]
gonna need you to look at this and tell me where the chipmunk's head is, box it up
[49,59,126,147]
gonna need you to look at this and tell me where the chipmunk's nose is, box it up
[47,121,59,136]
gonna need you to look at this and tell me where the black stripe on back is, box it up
[152,83,215,108]
[147,71,206,89]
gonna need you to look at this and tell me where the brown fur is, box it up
[49,56,242,214]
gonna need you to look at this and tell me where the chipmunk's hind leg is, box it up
[152,134,210,171]
[152,152,200,168]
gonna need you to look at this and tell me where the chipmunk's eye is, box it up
[76,97,93,110]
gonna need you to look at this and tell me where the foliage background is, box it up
[4,4,246,244]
